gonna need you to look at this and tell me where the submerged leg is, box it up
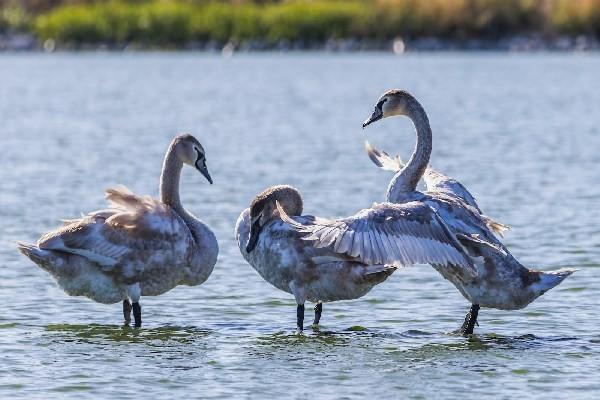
[132,302,142,327]
[459,304,480,335]
[123,299,132,324]
[313,302,323,326]
[297,304,305,332]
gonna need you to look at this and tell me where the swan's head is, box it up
[362,89,415,128]
[173,133,213,184]
[246,185,303,253]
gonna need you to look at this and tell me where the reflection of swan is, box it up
[45,324,211,345]
[18,134,218,327]
[362,89,575,334]
[236,185,476,331]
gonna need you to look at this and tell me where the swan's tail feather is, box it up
[364,141,404,172]
[533,268,577,296]
[361,264,397,284]
[17,242,54,272]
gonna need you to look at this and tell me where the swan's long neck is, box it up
[160,145,185,214]
[159,143,218,273]
[386,99,432,201]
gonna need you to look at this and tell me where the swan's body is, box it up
[18,134,218,326]
[236,185,477,330]
[362,90,575,333]
[236,209,396,303]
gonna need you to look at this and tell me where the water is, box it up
[1,53,599,399]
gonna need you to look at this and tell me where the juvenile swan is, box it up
[362,89,575,334]
[18,134,218,327]
[235,185,477,331]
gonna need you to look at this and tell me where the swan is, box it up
[361,89,576,334]
[18,134,218,327]
[235,185,478,331]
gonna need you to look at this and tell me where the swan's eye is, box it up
[376,98,388,110]
[195,148,204,162]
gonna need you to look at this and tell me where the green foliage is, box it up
[551,0,600,36]
[367,0,545,38]
[19,0,600,46]
[35,4,103,42]
[1,1,32,32]
[262,1,368,42]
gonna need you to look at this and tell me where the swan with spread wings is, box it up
[361,89,575,334]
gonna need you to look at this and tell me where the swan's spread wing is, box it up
[365,141,480,207]
[424,183,510,236]
[365,141,510,237]
[37,186,192,275]
[365,141,403,172]
[366,141,482,209]
[425,193,510,239]
[422,169,481,210]
[279,201,476,276]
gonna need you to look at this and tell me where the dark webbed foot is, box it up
[313,302,322,326]
[458,304,480,335]
[123,299,132,324]
[132,302,142,327]
[297,304,305,332]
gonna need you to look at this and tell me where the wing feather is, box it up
[278,201,475,275]
[37,186,193,277]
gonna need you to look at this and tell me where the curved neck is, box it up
[158,141,218,274]
[386,98,432,201]
[159,144,184,213]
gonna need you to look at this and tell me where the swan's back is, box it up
[33,186,198,294]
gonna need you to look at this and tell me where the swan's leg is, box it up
[132,302,142,327]
[313,301,323,325]
[289,280,307,332]
[458,304,480,335]
[297,304,305,332]
[123,299,132,324]
[126,283,142,328]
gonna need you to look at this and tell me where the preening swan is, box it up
[18,134,218,327]
[362,89,575,334]
[236,185,477,331]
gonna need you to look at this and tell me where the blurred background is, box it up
[1,0,600,52]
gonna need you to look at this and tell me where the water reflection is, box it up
[45,324,211,346]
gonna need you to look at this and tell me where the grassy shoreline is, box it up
[1,0,600,50]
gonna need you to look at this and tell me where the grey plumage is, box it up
[278,201,476,275]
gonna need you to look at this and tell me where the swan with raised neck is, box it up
[363,89,432,201]
[362,90,575,335]
[18,133,218,327]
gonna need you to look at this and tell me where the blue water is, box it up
[0,53,599,399]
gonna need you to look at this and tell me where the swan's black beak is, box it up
[195,160,213,184]
[362,107,383,128]
[245,218,262,253]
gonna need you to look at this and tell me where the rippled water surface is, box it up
[1,53,599,399]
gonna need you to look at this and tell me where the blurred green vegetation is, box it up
[1,0,600,45]
[1,0,32,32]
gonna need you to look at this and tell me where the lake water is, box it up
[1,53,599,399]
